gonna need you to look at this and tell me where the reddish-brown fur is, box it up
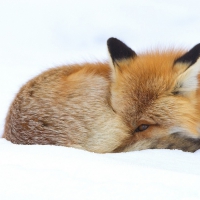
[3,40,200,153]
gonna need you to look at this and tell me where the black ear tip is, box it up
[107,37,127,50]
[107,37,137,62]
[190,43,200,51]
[107,37,120,46]
[174,43,200,66]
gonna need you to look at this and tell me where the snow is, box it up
[0,0,200,199]
[1,139,200,200]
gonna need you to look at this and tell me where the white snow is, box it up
[1,0,200,199]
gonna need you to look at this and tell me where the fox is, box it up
[2,37,200,153]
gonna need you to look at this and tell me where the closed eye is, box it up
[172,90,180,95]
[135,124,149,132]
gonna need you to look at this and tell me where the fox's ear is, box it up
[173,44,200,95]
[174,43,200,66]
[107,37,137,68]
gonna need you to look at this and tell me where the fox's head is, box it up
[107,38,200,149]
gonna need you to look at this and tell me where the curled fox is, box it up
[3,38,200,153]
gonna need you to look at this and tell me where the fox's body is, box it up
[4,63,129,153]
[3,38,200,153]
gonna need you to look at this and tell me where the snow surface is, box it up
[1,0,200,199]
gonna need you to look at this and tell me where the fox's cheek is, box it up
[169,125,200,139]
[169,127,187,135]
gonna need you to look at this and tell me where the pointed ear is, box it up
[174,58,200,95]
[107,37,137,67]
[174,43,200,66]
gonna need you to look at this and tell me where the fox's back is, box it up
[3,63,131,152]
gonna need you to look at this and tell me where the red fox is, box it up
[3,38,200,153]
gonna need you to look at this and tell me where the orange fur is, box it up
[110,50,200,151]
[3,40,200,153]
